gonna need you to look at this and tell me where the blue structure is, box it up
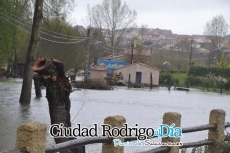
[88,60,128,75]
[97,60,128,73]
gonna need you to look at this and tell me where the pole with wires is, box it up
[131,42,134,64]
[84,28,90,80]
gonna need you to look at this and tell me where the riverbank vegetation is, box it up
[180,138,230,153]
[72,79,113,90]
[160,58,230,94]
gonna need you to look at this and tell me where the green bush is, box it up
[73,79,112,90]
[185,76,217,88]
[172,73,187,86]
[185,76,203,87]
[172,78,179,86]
[188,66,230,78]
[160,69,187,74]
[159,73,173,86]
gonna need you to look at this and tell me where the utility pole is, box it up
[19,0,43,104]
[131,42,134,64]
[84,28,90,80]
[149,48,152,65]
[111,27,114,60]
[189,40,193,68]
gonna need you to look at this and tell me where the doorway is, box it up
[135,72,142,85]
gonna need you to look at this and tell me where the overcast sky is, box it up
[69,0,230,35]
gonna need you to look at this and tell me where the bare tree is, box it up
[42,0,75,28]
[19,0,43,104]
[204,15,229,53]
[86,0,137,55]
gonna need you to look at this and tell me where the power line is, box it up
[91,38,125,51]
[41,30,87,41]
[0,10,87,41]
[0,15,31,34]
[0,15,212,59]
[41,37,88,44]
[41,26,87,40]
[90,40,116,54]
[0,9,212,61]
[91,43,115,54]
[43,1,59,15]
[91,39,117,53]
[0,14,89,44]
[0,8,87,40]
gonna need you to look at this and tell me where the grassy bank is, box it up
[169,73,230,94]
[172,73,187,87]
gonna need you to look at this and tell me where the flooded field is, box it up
[1,78,230,153]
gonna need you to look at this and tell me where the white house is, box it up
[90,65,107,83]
[114,62,160,86]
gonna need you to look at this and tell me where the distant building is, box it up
[74,25,86,36]
[162,61,171,70]
[90,65,106,83]
[97,60,128,74]
[114,62,160,86]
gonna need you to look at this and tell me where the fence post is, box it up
[207,109,225,153]
[162,112,181,153]
[102,115,126,153]
[15,122,47,153]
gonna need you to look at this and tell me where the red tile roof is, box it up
[91,65,106,71]
[115,62,160,71]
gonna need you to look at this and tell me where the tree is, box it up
[37,18,85,70]
[19,0,43,104]
[42,0,75,29]
[86,0,137,55]
[204,15,229,59]
[0,0,30,66]
[38,0,86,71]
[216,53,229,67]
[32,57,83,153]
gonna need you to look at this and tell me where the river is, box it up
[0,78,230,153]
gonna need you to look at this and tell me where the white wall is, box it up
[114,64,159,85]
[90,71,107,83]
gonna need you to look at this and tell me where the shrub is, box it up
[73,79,112,90]
[188,66,230,78]
[159,73,173,86]
[185,76,218,89]
[185,76,203,87]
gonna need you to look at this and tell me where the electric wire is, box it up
[90,42,114,54]
[0,11,87,41]
[0,8,87,40]
[0,13,89,44]
[90,39,118,54]
[0,15,31,35]
[91,38,125,51]
[71,100,86,122]
[0,8,211,61]
[41,37,88,44]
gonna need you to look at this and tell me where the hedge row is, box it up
[185,76,230,90]
[185,76,217,88]
[188,66,230,77]
[159,73,179,86]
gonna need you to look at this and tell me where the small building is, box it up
[97,60,128,74]
[114,62,160,86]
[162,61,171,70]
[90,65,106,83]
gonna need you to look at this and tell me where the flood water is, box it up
[0,78,230,153]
